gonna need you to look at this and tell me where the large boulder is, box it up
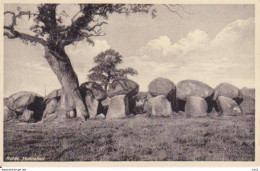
[80,82,106,101]
[241,88,255,99]
[107,78,139,98]
[20,109,34,122]
[177,80,213,101]
[213,83,243,104]
[239,94,255,115]
[148,77,175,97]
[106,95,129,119]
[148,77,177,111]
[85,94,104,118]
[176,80,213,112]
[43,89,63,118]
[43,98,59,118]
[44,89,62,103]
[6,91,44,121]
[185,96,208,117]
[146,95,172,117]
[216,96,242,116]
[4,106,17,122]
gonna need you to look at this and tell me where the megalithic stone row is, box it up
[185,96,208,117]
[106,95,129,119]
[216,96,242,116]
[146,95,173,117]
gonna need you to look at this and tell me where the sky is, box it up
[4,4,255,97]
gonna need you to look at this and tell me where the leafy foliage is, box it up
[88,49,138,91]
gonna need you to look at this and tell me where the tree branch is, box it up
[163,4,183,18]
[4,27,47,46]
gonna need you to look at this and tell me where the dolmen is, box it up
[213,83,243,116]
[42,89,62,119]
[147,77,177,117]
[4,91,44,122]
[106,78,139,119]
[80,82,106,118]
[176,80,214,117]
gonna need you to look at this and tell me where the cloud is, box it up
[126,17,255,90]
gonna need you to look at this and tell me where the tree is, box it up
[4,4,182,120]
[4,4,156,120]
[88,49,138,93]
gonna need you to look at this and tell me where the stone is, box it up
[107,78,139,98]
[101,97,110,115]
[20,109,34,122]
[176,80,213,101]
[68,110,76,118]
[4,106,17,122]
[85,94,104,118]
[146,95,173,117]
[43,98,59,118]
[241,88,255,99]
[213,83,243,104]
[6,91,44,121]
[133,92,152,114]
[106,95,129,119]
[239,94,255,115]
[148,77,175,97]
[148,77,177,111]
[185,96,208,117]
[44,89,62,103]
[80,82,106,101]
[216,96,242,116]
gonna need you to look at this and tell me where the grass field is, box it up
[4,114,255,161]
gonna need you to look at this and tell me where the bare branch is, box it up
[163,4,183,18]
[4,26,46,46]
[169,4,193,15]
[71,10,82,24]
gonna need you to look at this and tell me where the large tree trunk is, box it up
[44,46,89,120]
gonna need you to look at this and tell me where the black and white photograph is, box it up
[1,1,258,166]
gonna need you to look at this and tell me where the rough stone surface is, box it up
[43,98,59,118]
[239,94,255,115]
[6,91,44,121]
[213,83,243,103]
[185,96,208,117]
[106,95,129,119]
[148,77,175,97]
[148,77,177,111]
[85,94,103,118]
[241,88,255,99]
[216,96,242,116]
[133,92,152,114]
[146,95,173,117]
[107,78,139,98]
[44,89,62,102]
[80,82,106,101]
[20,109,34,122]
[177,80,213,101]
[4,106,17,122]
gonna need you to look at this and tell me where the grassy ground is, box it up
[4,114,255,161]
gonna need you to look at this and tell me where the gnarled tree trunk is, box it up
[44,46,89,120]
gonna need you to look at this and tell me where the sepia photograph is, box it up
[1,1,259,166]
